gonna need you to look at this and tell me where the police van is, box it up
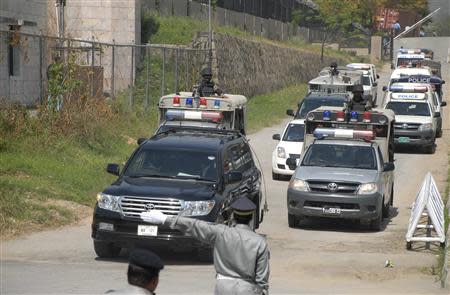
[389,76,447,137]
[383,84,438,153]
[157,92,248,135]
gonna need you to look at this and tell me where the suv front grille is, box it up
[307,180,360,194]
[289,153,301,159]
[304,201,359,210]
[394,123,421,130]
[120,196,182,217]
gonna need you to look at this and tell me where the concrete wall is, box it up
[62,0,141,93]
[0,0,48,105]
[210,33,343,97]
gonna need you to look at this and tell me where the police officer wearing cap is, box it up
[106,249,164,295]
[196,67,223,97]
[347,84,371,111]
[141,197,270,295]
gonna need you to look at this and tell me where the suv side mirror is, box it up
[272,134,281,140]
[383,162,395,172]
[382,86,388,91]
[434,112,441,118]
[286,109,295,117]
[442,80,446,84]
[227,171,243,183]
[137,138,146,145]
[441,101,447,107]
[376,74,380,79]
[106,163,120,176]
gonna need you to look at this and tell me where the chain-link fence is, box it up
[0,30,209,109]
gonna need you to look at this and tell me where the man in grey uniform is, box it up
[141,197,270,295]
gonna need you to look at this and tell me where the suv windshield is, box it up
[385,101,430,116]
[362,75,371,86]
[282,123,305,142]
[302,144,377,170]
[297,98,346,118]
[124,148,218,181]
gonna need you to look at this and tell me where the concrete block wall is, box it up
[0,0,47,105]
[212,33,343,98]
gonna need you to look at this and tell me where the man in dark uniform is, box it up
[347,84,371,111]
[106,249,164,295]
[330,61,339,76]
[196,67,223,97]
[141,197,270,295]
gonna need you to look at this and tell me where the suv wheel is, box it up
[390,187,394,206]
[382,196,390,218]
[288,213,300,228]
[93,241,121,258]
[436,128,443,138]
[424,143,435,154]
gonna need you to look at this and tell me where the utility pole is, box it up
[208,0,212,68]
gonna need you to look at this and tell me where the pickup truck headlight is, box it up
[96,193,121,212]
[418,123,433,131]
[277,147,286,159]
[181,200,215,216]
[288,178,310,192]
[357,183,378,195]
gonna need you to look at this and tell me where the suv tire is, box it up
[436,128,443,138]
[93,241,121,258]
[370,211,383,231]
[272,172,280,180]
[424,144,435,154]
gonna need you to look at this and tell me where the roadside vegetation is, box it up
[1,14,349,238]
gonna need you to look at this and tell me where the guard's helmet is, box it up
[201,67,212,78]
[352,84,364,93]
[330,62,338,68]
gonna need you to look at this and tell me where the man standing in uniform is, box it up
[141,197,270,295]
[347,84,372,111]
[196,67,223,97]
[106,249,164,295]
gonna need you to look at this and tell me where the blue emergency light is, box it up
[214,100,221,108]
[323,110,331,121]
[350,111,358,122]
[185,97,193,107]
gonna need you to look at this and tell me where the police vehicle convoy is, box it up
[395,49,426,68]
[92,128,264,259]
[383,83,440,153]
[271,119,305,180]
[286,107,395,231]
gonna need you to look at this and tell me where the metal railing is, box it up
[0,30,209,109]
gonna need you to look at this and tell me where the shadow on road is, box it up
[95,247,213,266]
[292,206,399,233]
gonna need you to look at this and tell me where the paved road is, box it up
[2,57,450,294]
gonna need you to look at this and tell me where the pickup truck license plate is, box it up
[137,225,158,236]
[398,137,410,143]
[323,207,341,215]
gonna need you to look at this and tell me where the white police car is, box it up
[272,119,305,180]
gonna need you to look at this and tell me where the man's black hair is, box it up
[127,264,157,287]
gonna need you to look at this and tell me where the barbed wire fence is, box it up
[0,30,209,111]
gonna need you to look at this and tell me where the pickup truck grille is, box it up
[394,123,421,130]
[307,180,360,194]
[120,196,182,217]
[289,153,301,159]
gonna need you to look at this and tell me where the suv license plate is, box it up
[398,137,410,143]
[323,207,341,215]
[137,225,158,236]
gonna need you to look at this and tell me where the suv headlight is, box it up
[418,123,433,131]
[96,193,121,212]
[357,183,378,195]
[288,178,309,192]
[181,200,215,216]
[277,147,286,158]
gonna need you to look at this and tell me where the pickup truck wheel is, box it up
[93,241,121,258]
[288,213,300,228]
[424,144,435,154]
[436,128,443,138]
[370,211,383,231]
[197,247,214,263]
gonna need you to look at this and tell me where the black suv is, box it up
[91,128,263,259]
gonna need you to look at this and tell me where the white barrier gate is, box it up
[405,172,446,249]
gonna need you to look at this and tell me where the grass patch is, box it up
[247,84,307,133]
